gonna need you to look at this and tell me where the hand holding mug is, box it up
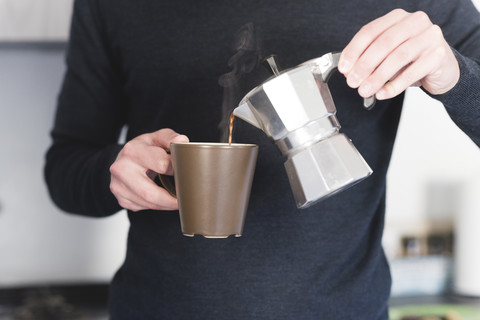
[109,128,189,212]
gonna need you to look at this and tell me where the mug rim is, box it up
[171,142,258,148]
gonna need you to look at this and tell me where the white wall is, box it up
[0,48,129,287]
[385,89,480,226]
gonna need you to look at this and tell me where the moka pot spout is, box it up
[232,100,262,129]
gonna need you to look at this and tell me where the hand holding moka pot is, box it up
[233,52,374,209]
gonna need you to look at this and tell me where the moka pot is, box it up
[233,52,374,208]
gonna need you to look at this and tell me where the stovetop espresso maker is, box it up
[233,52,374,208]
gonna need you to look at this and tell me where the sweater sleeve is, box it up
[44,0,126,217]
[430,51,480,146]
[423,0,480,147]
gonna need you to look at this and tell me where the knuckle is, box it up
[393,8,407,15]
[129,205,141,212]
[117,198,133,210]
[375,32,400,55]
[431,45,450,68]
[109,180,119,194]
[412,10,430,23]
[359,24,375,39]
[391,8,408,18]
[429,24,443,38]
[394,46,412,64]
[121,141,137,157]
[156,128,176,141]
[109,161,126,177]
[159,128,174,135]
[157,160,170,174]
[109,162,121,176]
[117,198,128,208]
[140,188,158,205]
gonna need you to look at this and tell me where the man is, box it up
[45,1,480,318]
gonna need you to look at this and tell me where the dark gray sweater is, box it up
[45,0,480,319]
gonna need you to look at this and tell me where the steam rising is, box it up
[218,22,263,142]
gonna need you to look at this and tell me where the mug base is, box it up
[182,233,242,238]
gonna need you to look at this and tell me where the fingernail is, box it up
[175,135,189,142]
[359,82,372,97]
[376,88,387,100]
[338,60,351,73]
[348,72,361,88]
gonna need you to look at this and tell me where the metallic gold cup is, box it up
[164,142,258,238]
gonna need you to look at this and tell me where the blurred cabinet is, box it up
[0,0,73,41]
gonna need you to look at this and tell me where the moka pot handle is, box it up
[309,52,376,110]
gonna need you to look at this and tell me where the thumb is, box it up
[171,134,189,144]
[149,129,189,149]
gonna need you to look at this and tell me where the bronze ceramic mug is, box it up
[161,142,258,238]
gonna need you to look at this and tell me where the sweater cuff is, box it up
[429,48,480,116]
[426,48,480,147]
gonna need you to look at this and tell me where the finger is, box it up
[131,175,179,210]
[347,11,432,89]
[120,140,173,176]
[149,128,189,150]
[143,145,174,175]
[110,154,178,210]
[116,191,178,212]
[115,197,146,212]
[358,26,433,98]
[339,9,409,74]
[372,25,447,100]
[375,50,438,100]
[149,130,189,175]
[110,174,148,211]
[114,174,179,211]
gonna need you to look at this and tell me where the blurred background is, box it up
[0,1,127,318]
[1,0,480,319]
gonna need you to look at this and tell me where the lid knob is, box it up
[262,55,281,76]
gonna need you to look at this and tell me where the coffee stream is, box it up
[228,113,235,145]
